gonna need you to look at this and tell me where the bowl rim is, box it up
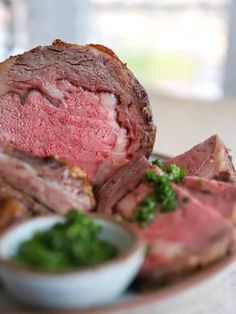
[0,213,144,276]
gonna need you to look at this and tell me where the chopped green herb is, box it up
[146,170,160,182]
[12,210,119,272]
[165,163,186,183]
[131,196,156,227]
[151,160,185,183]
[146,172,177,212]
[151,159,164,168]
[131,163,186,226]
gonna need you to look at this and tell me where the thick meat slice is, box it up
[115,182,234,288]
[0,197,29,232]
[115,181,153,218]
[0,178,52,232]
[96,157,151,213]
[182,176,236,222]
[0,147,95,214]
[0,40,155,186]
[166,135,236,182]
[0,177,51,216]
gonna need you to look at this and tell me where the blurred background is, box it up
[0,0,235,158]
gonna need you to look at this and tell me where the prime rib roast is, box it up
[0,40,155,229]
[0,41,236,290]
[0,40,155,187]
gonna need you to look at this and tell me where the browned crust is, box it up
[52,40,119,59]
[88,43,119,60]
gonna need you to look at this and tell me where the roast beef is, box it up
[0,197,29,232]
[181,176,236,222]
[0,147,95,214]
[166,135,236,182]
[0,178,52,232]
[0,39,235,291]
[99,135,236,214]
[113,136,236,288]
[114,173,235,288]
[0,177,50,216]
[0,40,155,186]
[96,157,152,213]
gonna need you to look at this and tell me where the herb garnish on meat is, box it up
[132,160,185,226]
[131,196,157,227]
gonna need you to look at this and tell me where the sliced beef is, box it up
[181,176,236,222]
[0,177,50,216]
[0,40,155,186]
[166,135,236,182]
[115,181,152,218]
[96,157,152,213]
[114,180,235,288]
[0,178,52,232]
[0,197,29,232]
[0,147,95,214]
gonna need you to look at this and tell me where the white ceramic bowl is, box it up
[0,215,144,309]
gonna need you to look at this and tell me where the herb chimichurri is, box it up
[131,160,186,227]
[12,210,119,272]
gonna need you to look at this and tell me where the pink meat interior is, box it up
[0,81,128,184]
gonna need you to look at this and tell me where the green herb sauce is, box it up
[145,170,178,213]
[12,210,119,272]
[132,160,185,226]
[130,196,156,227]
[165,163,186,183]
[151,159,164,168]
